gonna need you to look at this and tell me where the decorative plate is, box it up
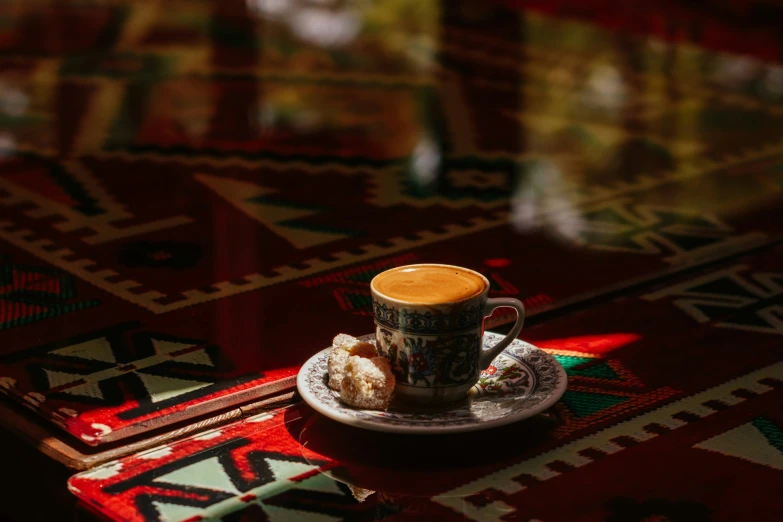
[297,333,567,434]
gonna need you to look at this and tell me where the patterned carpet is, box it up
[1,0,781,446]
[0,0,782,519]
[68,245,783,521]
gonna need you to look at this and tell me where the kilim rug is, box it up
[67,245,783,521]
[1,0,782,445]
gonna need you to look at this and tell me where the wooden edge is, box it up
[76,390,300,470]
[94,375,299,445]
[0,387,300,472]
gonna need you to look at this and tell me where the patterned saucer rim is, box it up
[296,334,567,434]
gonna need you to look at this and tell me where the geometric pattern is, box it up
[551,383,679,438]
[643,265,783,335]
[0,158,192,245]
[0,322,264,444]
[694,416,783,470]
[299,253,418,315]
[566,360,620,380]
[0,17,779,328]
[106,449,329,520]
[67,361,783,522]
[0,198,512,314]
[433,362,783,522]
[3,0,783,497]
[575,199,766,264]
[543,347,673,437]
[551,353,643,387]
[0,254,99,330]
[194,172,358,249]
[1,160,106,216]
[68,410,374,522]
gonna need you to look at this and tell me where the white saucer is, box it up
[297,332,567,434]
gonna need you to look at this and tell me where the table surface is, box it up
[1,0,782,520]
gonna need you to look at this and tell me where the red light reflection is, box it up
[484,258,512,268]
[535,333,641,355]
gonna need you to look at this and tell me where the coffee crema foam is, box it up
[372,265,486,304]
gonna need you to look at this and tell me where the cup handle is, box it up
[479,298,526,369]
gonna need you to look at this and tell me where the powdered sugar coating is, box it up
[327,334,377,390]
[339,356,395,410]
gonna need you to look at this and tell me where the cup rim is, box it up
[370,263,490,306]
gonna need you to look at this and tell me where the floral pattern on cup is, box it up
[376,327,481,387]
[474,353,531,395]
[373,300,483,334]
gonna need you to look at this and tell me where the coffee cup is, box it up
[371,264,525,405]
